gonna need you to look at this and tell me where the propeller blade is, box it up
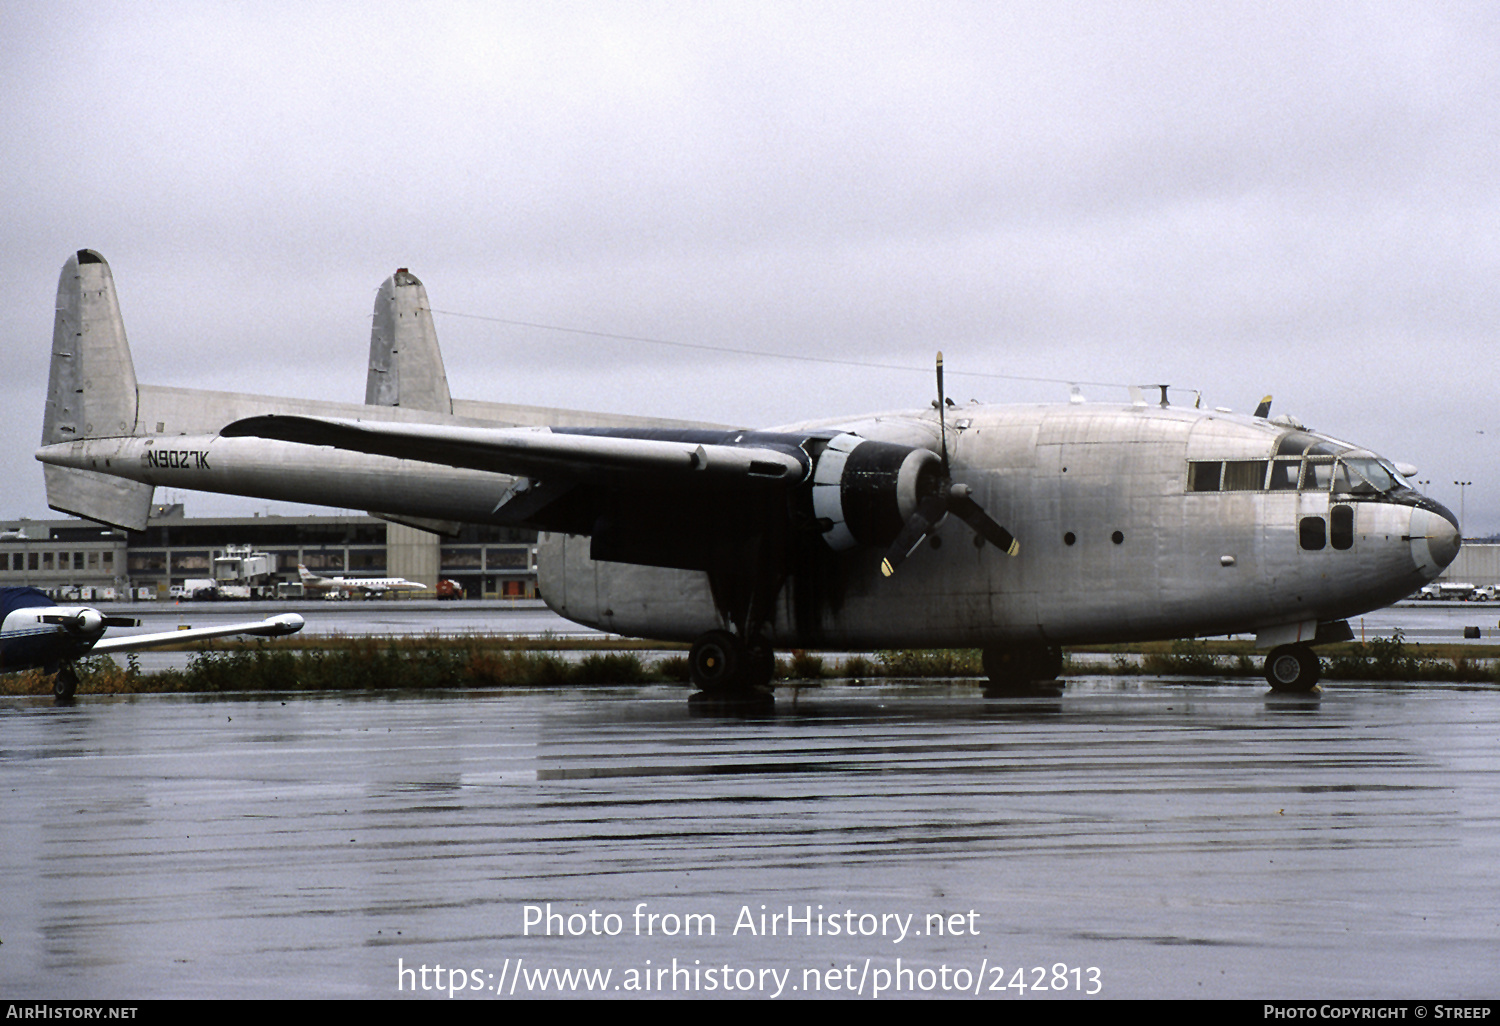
[935,351,949,472]
[949,487,1019,557]
[879,493,949,577]
[880,354,1020,574]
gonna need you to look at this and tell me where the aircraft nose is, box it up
[1410,504,1461,579]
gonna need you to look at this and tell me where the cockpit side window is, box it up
[1339,458,1399,496]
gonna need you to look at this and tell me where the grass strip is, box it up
[2,631,1497,696]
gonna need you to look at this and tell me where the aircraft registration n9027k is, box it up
[35,250,1459,700]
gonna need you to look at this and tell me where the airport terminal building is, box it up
[0,505,538,601]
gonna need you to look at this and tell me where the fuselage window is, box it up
[1188,454,1399,496]
[1330,504,1354,550]
[1268,459,1300,490]
[1302,459,1335,492]
[1340,458,1399,496]
[1189,462,1223,492]
[1222,460,1268,491]
[1299,516,1327,551]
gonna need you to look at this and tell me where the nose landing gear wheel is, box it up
[52,665,78,701]
[1264,644,1320,692]
[688,630,776,711]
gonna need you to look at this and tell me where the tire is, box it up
[742,638,776,690]
[1264,644,1320,692]
[53,666,78,700]
[689,630,743,693]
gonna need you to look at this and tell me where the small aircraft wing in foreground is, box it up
[0,586,304,699]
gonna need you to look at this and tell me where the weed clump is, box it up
[1141,639,1227,677]
[877,649,983,678]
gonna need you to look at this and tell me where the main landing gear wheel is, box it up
[689,630,743,693]
[52,665,78,701]
[1264,644,1320,693]
[687,630,775,711]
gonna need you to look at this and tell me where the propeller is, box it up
[42,609,106,634]
[879,353,1020,577]
[39,609,138,633]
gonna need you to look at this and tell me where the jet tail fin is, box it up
[40,250,154,531]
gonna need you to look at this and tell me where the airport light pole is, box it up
[1454,481,1472,533]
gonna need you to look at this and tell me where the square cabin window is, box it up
[1189,462,1222,492]
[1303,460,1335,491]
[1222,460,1268,491]
[1268,459,1301,490]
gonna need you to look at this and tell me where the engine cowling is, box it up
[810,433,944,551]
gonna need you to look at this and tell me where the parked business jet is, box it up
[35,251,1460,697]
[297,564,426,595]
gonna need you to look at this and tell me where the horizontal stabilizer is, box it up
[44,464,153,532]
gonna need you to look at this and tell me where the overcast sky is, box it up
[3,2,1497,531]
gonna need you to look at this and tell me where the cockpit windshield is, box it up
[1338,457,1401,496]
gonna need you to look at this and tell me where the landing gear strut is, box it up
[1264,644,1320,692]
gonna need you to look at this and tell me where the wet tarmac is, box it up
[2,676,1498,1000]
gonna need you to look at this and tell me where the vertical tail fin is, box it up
[365,268,451,414]
[40,250,154,531]
[365,267,460,537]
[44,250,140,443]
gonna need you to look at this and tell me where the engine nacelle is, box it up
[810,433,943,551]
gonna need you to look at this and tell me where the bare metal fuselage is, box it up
[38,400,1454,650]
[35,249,1457,659]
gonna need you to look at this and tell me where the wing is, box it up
[90,613,305,655]
[223,414,817,572]
[222,415,808,484]
[222,412,1014,576]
